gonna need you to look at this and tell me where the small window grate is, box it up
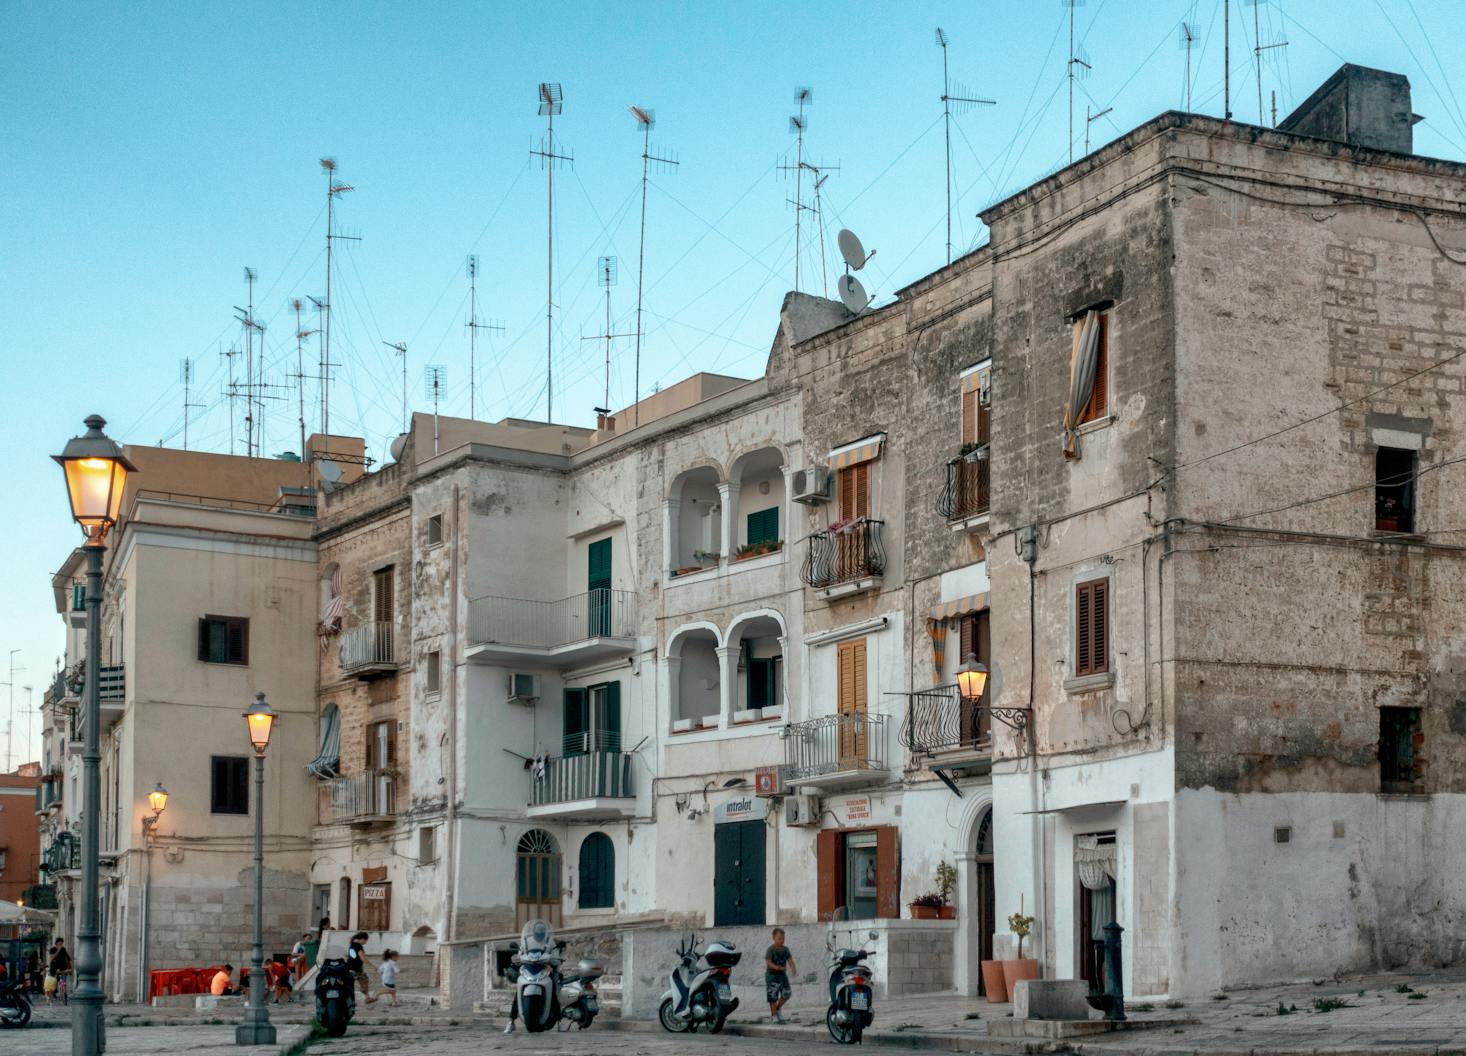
[1273,826,1292,845]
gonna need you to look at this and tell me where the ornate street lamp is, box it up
[53,414,136,1056]
[141,783,169,839]
[955,653,989,703]
[237,692,277,1045]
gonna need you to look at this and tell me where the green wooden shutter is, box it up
[747,506,779,546]
[578,833,614,909]
[602,681,621,753]
[587,538,612,591]
[563,688,588,756]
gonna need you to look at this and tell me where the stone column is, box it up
[715,645,740,729]
[717,480,740,564]
[953,849,981,996]
[776,635,791,721]
[662,655,683,729]
[661,499,680,579]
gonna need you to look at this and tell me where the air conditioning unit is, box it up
[783,794,821,827]
[507,673,541,705]
[791,466,831,505]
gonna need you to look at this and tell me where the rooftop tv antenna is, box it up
[531,83,573,423]
[836,228,875,316]
[784,161,839,296]
[1084,105,1112,155]
[581,256,637,414]
[464,255,504,421]
[179,358,204,450]
[936,28,995,266]
[320,158,360,437]
[233,267,263,456]
[630,104,678,429]
[290,297,320,459]
[1064,0,1092,163]
[780,87,814,293]
[385,341,409,432]
[306,294,335,436]
[1224,0,1232,120]
[1246,0,1288,125]
[1178,21,1199,112]
[425,365,447,455]
[220,341,240,454]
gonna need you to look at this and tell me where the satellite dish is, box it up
[838,273,868,315]
[390,433,409,462]
[838,229,872,271]
[318,459,342,493]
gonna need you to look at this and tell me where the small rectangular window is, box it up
[419,826,436,864]
[197,616,249,665]
[746,507,780,547]
[426,650,441,695]
[1375,447,1416,533]
[1073,310,1110,424]
[1074,579,1110,678]
[365,720,396,771]
[210,756,249,815]
[1380,706,1423,793]
[427,514,444,546]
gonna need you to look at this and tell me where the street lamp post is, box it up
[237,692,277,1046]
[53,415,136,1056]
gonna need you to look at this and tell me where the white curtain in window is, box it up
[1075,834,1117,891]
[318,566,344,649]
[307,704,341,778]
[1063,309,1102,461]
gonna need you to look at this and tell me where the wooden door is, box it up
[587,538,612,636]
[516,830,562,927]
[837,638,868,768]
[975,807,995,994]
[358,882,391,932]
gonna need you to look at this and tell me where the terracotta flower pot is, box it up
[937,905,955,920]
[909,904,939,920]
[1002,957,1039,998]
[981,960,1008,1002]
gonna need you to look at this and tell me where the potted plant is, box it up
[908,892,944,920]
[734,538,784,561]
[1002,907,1040,997]
[935,861,958,920]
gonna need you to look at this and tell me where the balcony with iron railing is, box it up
[467,588,637,667]
[320,770,396,825]
[528,730,636,821]
[897,685,992,766]
[34,775,63,815]
[339,621,399,678]
[801,519,886,600]
[781,712,889,791]
[44,833,80,875]
[937,445,990,530]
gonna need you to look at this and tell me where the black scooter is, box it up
[0,975,32,1029]
[315,957,356,1037]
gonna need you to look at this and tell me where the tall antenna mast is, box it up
[1179,21,1198,112]
[465,255,505,421]
[1064,1,1091,164]
[320,158,358,437]
[382,341,408,432]
[630,105,678,429]
[935,28,995,266]
[1224,0,1232,120]
[1084,105,1113,155]
[786,87,812,292]
[425,365,447,456]
[291,298,319,458]
[220,341,240,455]
[1247,1,1288,124]
[180,358,203,450]
[531,83,573,423]
[235,267,261,456]
[1271,88,1277,127]
[581,256,636,417]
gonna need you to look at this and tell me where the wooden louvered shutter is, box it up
[875,826,900,919]
[1091,579,1109,672]
[958,615,977,664]
[816,829,842,921]
[1079,313,1109,424]
[1075,579,1109,676]
[386,720,396,766]
[838,461,871,521]
[365,724,379,771]
[227,618,248,664]
[563,689,588,756]
[374,567,394,622]
[960,386,979,446]
[603,681,621,753]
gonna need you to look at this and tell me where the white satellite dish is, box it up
[389,433,409,462]
[838,273,868,315]
[318,458,343,493]
[838,228,874,271]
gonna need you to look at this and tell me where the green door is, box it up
[587,538,612,636]
[563,688,589,756]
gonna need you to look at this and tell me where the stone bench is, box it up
[1011,979,1093,1021]
[194,994,245,1010]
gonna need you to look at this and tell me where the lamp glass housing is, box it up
[147,783,169,816]
[956,654,989,702]
[244,694,277,755]
[53,415,136,533]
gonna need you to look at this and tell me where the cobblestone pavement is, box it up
[301,1023,872,1055]
[19,1023,311,1055]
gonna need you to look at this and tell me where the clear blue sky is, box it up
[4,1,1464,767]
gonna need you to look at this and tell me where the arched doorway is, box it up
[975,808,995,994]
[577,833,614,910]
[516,830,562,927]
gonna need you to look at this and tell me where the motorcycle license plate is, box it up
[522,984,543,996]
[324,989,339,998]
[851,991,869,1010]
[584,996,599,1011]
[716,982,732,1000]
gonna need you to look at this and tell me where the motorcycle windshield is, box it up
[519,917,556,956]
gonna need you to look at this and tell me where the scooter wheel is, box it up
[658,997,689,1033]
[708,1010,727,1034]
[827,1005,857,1045]
[0,995,31,1029]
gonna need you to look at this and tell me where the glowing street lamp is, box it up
[53,415,136,538]
[237,692,277,1045]
[956,653,989,702]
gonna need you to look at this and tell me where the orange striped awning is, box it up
[930,592,989,621]
[828,433,884,470]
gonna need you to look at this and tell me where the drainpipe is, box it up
[137,846,151,1004]
[444,483,461,942]
[1019,525,1045,969]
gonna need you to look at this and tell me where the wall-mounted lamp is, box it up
[141,782,169,840]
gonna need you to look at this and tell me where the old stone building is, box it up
[984,63,1466,997]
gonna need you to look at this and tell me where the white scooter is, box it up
[556,956,606,1031]
[825,930,878,1045]
[505,918,566,1033]
[657,933,741,1034]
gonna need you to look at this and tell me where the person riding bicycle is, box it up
[48,940,72,1004]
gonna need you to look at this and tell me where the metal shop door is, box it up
[714,820,766,927]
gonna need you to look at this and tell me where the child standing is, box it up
[379,949,400,1006]
[764,927,796,1023]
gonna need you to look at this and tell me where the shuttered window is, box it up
[960,368,991,446]
[210,755,249,815]
[1075,312,1110,424]
[837,638,868,718]
[1074,579,1110,677]
[578,833,615,909]
[373,567,395,622]
[838,461,872,521]
[746,506,780,546]
[366,720,396,770]
[197,616,248,665]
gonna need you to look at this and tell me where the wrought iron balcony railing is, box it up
[531,749,634,806]
[801,519,886,590]
[937,446,990,522]
[321,770,396,824]
[898,685,991,757]
[782,713,887,781]
[340,621,397,672]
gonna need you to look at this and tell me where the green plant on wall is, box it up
[935,861,957,905]
[1008,911,1035,959]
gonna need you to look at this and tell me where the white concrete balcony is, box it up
[528,740,636,821]
[782,712,890,791]
[321,771,396,826]
[339,621,400,679]
[466,588,637,668]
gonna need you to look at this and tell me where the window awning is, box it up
[930,592,989,621]
[306,704,340,778]
[828,433,885,470]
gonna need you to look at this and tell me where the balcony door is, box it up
[587,538,612,636]
[836,461,872,577]
[365,720,395,814]
[516,829,562,927]
[563,682,621,756]
[837,638,869,769]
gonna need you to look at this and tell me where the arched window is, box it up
[578,833,615,910]
[516,829,562,926]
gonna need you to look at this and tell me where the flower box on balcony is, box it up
[734,540,783,562]
[732,708,763,723]
[762,706,784,721]
[698,715,720,729]
[672,718,695,734]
